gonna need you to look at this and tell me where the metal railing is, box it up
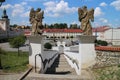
[35,53,58,73]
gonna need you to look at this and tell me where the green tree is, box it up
[44,43,52,49]
[10,24,17,28]
[9,35,26,56]
[0,48,6,69]
[70,24,78,29]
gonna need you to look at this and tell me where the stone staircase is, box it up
[45,54,76,75]
[24,54,94,80]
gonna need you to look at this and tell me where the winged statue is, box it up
[29,8,44,35]
[78,6,94,35]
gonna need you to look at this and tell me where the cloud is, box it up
[12,4,25,17]
[110,0,120,11]
[71,21,79,25]
[100,2,107,7]
[0,2,28,17]
[99,18,108,23]
[11,2,30,17]
[21,11,30,17]
[44,0,77,17]
[0,4,13,9]
[94,7,104,17]
[24,0,47,2]
[24,0,40,2]
[21,2,27,5]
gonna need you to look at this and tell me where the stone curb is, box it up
[17,66,33,80]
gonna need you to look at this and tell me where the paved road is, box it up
[0,41,29,52]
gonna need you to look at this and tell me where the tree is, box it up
[10,24,18,28]
[47,23,68,29]
[9,35,26,56]
[44,43,52,49]
[0,48,5,69]
[70,24,78,29]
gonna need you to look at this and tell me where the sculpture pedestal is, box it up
[77,35,96,69]
[28,35,45,69]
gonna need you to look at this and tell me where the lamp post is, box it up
[0,0,5,7]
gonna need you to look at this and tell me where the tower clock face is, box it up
[0,21,6,30]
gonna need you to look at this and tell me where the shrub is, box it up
[44,42,52,49]
[95,40,108,46]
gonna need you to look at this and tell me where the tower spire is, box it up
[2,8,8,19]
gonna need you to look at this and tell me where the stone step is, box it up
[46,68,74,72]
[56,68,75,74]
[45,54,76,75]
[25,73,85,80]
[52,64,71,68]
[54,61,69,64]
[46,65,75,74]
[55,58,67,61]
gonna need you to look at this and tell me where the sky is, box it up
[0,0,120,28]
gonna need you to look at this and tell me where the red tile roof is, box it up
[43,29,83,33]
[24,30,31,36]
[92,26,110,32]
[95,46,120,52]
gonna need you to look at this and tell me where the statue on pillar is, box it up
[78,6,94,35]
[29,8,44,35]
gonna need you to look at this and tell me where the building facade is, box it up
[104,28,120,45]
[43,29,83,39]
[0,9,23,39]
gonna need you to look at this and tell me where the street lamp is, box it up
[0,0,5,7]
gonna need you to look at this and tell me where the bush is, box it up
[44,42,52,49]
[95,40,108,46]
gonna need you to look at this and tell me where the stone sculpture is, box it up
[78,6,94,35]
[29,8,44,35]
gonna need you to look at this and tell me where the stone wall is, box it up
[93,50,120,68]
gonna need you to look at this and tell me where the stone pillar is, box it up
[77,35,96,69]
[28,35,45,69]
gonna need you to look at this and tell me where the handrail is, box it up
[64,54,79,69]
[35,53,58,73]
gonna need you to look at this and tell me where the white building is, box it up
[92,26,110,40]
[104,28,120,45]
[25,26,120,45]
[0,9,23,39]
[43,29,83,39]
[93,26,120,45]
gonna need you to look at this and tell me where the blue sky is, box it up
[0,0,120,28]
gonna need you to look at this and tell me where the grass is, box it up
[93,66,120,80]
[1,51,29,73]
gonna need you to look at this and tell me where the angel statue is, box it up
[78,6,94,35]
[29,8,44,35]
